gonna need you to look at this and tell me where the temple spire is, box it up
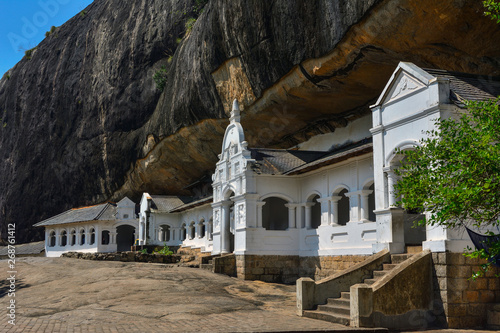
[230,99,241,123]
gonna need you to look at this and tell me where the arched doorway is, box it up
[388,153,426,248]
[221,190,235,253]
[116,225,135,252]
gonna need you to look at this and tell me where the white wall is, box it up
[297,115,372,151]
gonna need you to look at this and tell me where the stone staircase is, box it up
[176,246,212,267]
[303,253,415,325]
[200,258,215,271]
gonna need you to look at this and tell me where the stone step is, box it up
[303,310,350,326]
[373,270,388,278]
[363,278,377,285]
[340,292,350,300]
[391,253,413,264]
[200,264,213,271]
[317,304,350,316]
[383,263,397,270]
[327,297,350,307]
[406,245,423,254]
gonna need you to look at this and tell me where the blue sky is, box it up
[0,0,94,76]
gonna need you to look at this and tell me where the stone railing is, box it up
[296,249,390,315]
[350,250,432,329]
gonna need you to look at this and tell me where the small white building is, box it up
[35,197,138,257]
[138,193,214,251]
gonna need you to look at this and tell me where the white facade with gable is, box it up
[370,62,471,254]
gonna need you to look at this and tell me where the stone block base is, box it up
[431,252,500,329]
[234,254,368,284]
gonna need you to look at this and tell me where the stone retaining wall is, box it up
[233,254,369,284]
[62,251,181,264]
[213,254,236,276]
[300,255,369,280]
[432,252,500,329]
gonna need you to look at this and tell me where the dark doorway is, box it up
[117,225,135,252]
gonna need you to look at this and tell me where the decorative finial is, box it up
[230,99,241,123]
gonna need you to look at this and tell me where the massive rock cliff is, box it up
[1,0,499,242]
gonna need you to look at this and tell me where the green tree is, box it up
[153,66,168,91]
[484,0,500,23]
[395,98,500,278]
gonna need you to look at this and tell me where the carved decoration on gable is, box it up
[391,74,421,101]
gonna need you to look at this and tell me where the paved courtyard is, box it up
[1,257,381,333]
[0,257,493,333]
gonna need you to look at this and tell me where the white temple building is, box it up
[37,62,499,271]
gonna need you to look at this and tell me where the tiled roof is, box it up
[249,149,326,175]
[33,203,117,227]
[170,196,213,213]
[0,241,45,256]
[249,140,372,176]
[424,69,500,106]
[286,141,373,175]
[149,195,192,213]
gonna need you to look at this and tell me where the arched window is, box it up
[199,220,205,238]
[189,222,195,240]
[368,184,376,222]
[262,197,289,230]
[159,225,170,242]
[182,226,187,241]
[338,189,350,225]
[70,229,76,246]
[49,231,56,247]
[89,228,95,245]
[60,230,67,247]
[310,195,321,229]
[79,229,86,245]
[101,230,110,245]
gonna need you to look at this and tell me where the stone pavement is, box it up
[0,258,492,333]
[0,257,385,333]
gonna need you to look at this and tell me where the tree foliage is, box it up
[484,0,500,23]
[395,98,500,277]
[153,65,168,91]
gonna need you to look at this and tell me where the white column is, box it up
[256,201,266,228]
[296,205,304,229]
[317,197,330,226]
[304,202,315,229]
[330,196,342,225]
[285,204,297,229]
[360,190,373,221]
[385,167,398,207]
[345,191,360,223]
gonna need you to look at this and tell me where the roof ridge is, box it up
[94,202,116,220]
[423,68,500,81]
